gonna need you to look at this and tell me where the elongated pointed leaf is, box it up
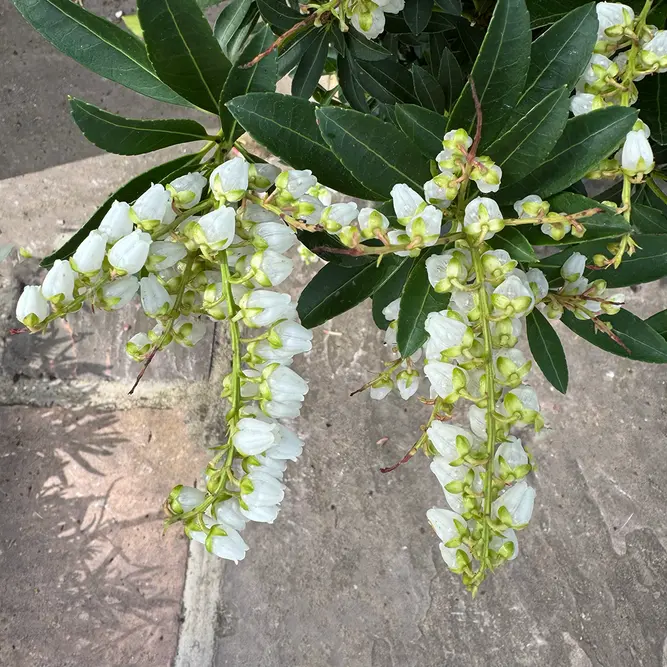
[632,203,667,233]
[526,309,568,392]
[395,104,447,158]
[488,227,537,263]
[434,0,462,14]
[219,27,277,142]
[138,0,231,114]
[498,107,638,202]
[508,4,598,125]
[525,0,589,27]
[227,93,379,199]
[316,107,432,198]
[69,98,209,155]
[562,308,667,363]
[256,0,303,30]
[372,258,413,329]
[12,0,189,106]
[346,28,391,61]
[338,54,370,112]
[447,0,531,145]
[397,248,451,357]
[297,258,399,328]
[214,0,259,62]
[404,0,433,34]
[636,74,667,145]
[485,87,569,186]
[645,309,667,338]
[356,58,417,104]
[277,27,319,76]
[411,64,446,113]
[438,47,464,111]
[41,153,200,268]
[291,29,329,98]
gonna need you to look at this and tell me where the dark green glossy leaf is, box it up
[525,0,587,27]
[411,64,446,113]
[337,54,370,112]
[404,0,433,34]
[485,87,569,186]
[219,26,277,143]
[508,4,597,125]
[214,0,260,63]
[397,247,451,357]
[256,0,302,30]
[487,227,538,263]
[356,58,417,104]
[297,258,400,328]
[372,258,413,329]
[498,107,639,202]
[69,98,208,155]
[227,93,379,199]
[41,153,200,268]
[395,103,447,158]
[277,27,319,76]
[526,308,568,393]
[316,107,433,198]
[12,0,189,106]
[428,32,447,76]
[329,24,346,54]
[562,308,667,364]
[447,0,531,145]
[346,28,391,61]
[438,47,464,111]
[645,309,667,338]
[138,0,231,114]
[434,0,462,14]
[291,29,329,98]
[632,203,667,233]
[636,74,667,145]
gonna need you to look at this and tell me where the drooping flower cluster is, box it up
[15,154,324,562]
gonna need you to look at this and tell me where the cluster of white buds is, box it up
[16,153,325,562]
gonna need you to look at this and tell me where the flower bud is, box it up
[99,275,139,310]
[274,169,317,201]
[126,332,151,360]
[16,285,49,328]
[240,471,285,507]
[266,319,313,355]
[525,268,549,301]
[265,424,304,461]
[98,201,133,242]
[146,240,187,272]
[321,202,358,233]
[167,485,206,514]
[425,249,469,292]
[382,298,400,322]
[494,435,529,479]
[425,310,473,359]
[107,229,152,276]
[140,274,173,317]
[391,183,425,224]
[424,361,467,403]
[463,197,504,240]
[252,222,296,253]
[131,184,175,230]
[492,480,535,528]
[492,275,535,317]
[210,157,249,202]
[513,194,549,219]
[250,249,293,287]
[232,418,279,456]
[239,290,295,328]
[370,376,393,400]
[42,259,75,304]
[358,207,389,239]
[621,130,655,175]
[169,172,207,209]
[427,422,476,463]
[248,163,281,192]
[187,207,236,252]
[260,363,308,403]
[173,316,206,347]
[560,252,587,283]
[396,369,420,400]
[470,156,502,193]
[71,230,108,275]
[426,507,470,572]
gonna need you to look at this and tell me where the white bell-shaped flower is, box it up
[249,163,281,191]
[232,418,279,456]
[396,369,420,400]
[190,518,249,562]
[468,404,487,439]
[424,361,466,401]
[140,274,173,317]
[321,202,358,233]
[596,2,634,41]
[429,458,470,514]
[525,268,549,301]
[463,197,504,240]
[424,310,469,356]
[382,298,401,322]
[261,364,308,403]
[489,529,518,560]
[100,275,139,310]
[425,249,469,292]
[251,454,287,480]
[492,274,535,316]
[108,229,152,275]
[253,222,296,253]
[132,184,175,228]
[170,485,206,514]
[126,332,151,360]
[210,157,249,202]
[169,172,207,209]
[239,290,294,327]
[98,201,133,242]
[275,169,317,199]
[71,230,108,275]
[16,285,50,327]
[42,259,75,303]
[239,503,280,524]
[492,480,536,527]
[268,320,313,355]
[358,207,389,239]
[241,470,285,507]
[427,507,470,569]
[213,497,247,531]
[191,207,236,251]
[173,316,206,347]
[427,422,476,463]
[262,399,303,418]
[251,249,293,287]
[265,424,304,461]
[146,240,187,272]
[391,183,424,223]
[242,202,282,224]
[494,436,529,476]
[561,252,587,282]
[351,5,385,39]
[621,130,655,175]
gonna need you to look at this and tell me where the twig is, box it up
[469,78,483,160]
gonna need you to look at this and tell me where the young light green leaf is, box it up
[485,87,569,186]
[12,0,189,106]
[214,0,258,62]
[526,308,568,393]
[447,0,531,145]
[138,0,231,114]
[562,308,667,364]
[498,106,638,202]
[41,153,200,268]
[291,29,329,99]
[636,74,667,145]
[397,248,451,358]
[507,4,598,125]
[226,93,380,199]
[69,98,209,155]
[395,104,447,158]
[355,58,417,104]
[438,47,464,111]
[122,14,143,39]
[316,107,433,198]
[411,64,446,113]
[404,0,433,35]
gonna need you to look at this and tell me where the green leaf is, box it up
[297,258,399,328]
[487,227,538,263]
[12,0,189,106]
[632,203,667,233]
[434,0,462,14]
[214,0,259,63]
[636,74,667,145]
[562,308,667,364]
[526,308,568,393]
[356,58,417,104]
[316,107,433,199]
[256,0,302,30]
[507,4,598,125]
[645,309,667,338]
[122,14,143,39]
[404,0,433,34]
[485,87,569,186]
[498,107,639,202]
[447,0,531,145]
[219,26,277,143]
[41,153,200,268]
[69,98,208,155]
[277,27,319,76]
[226,93,379,199]
[438,47,464,111]
[138,0,231,114]
[411,64,446,113]
[338,54,370,112]
[372,258,412,329]
[525,0,589,27]
[397,248,451,357]
[291,29,329,98]
[395,104,447,158]
[346,28,391,61]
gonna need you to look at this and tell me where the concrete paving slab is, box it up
[0,405,203,667]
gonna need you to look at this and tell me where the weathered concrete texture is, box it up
[0,406,201,667]
[212,279,667,667]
